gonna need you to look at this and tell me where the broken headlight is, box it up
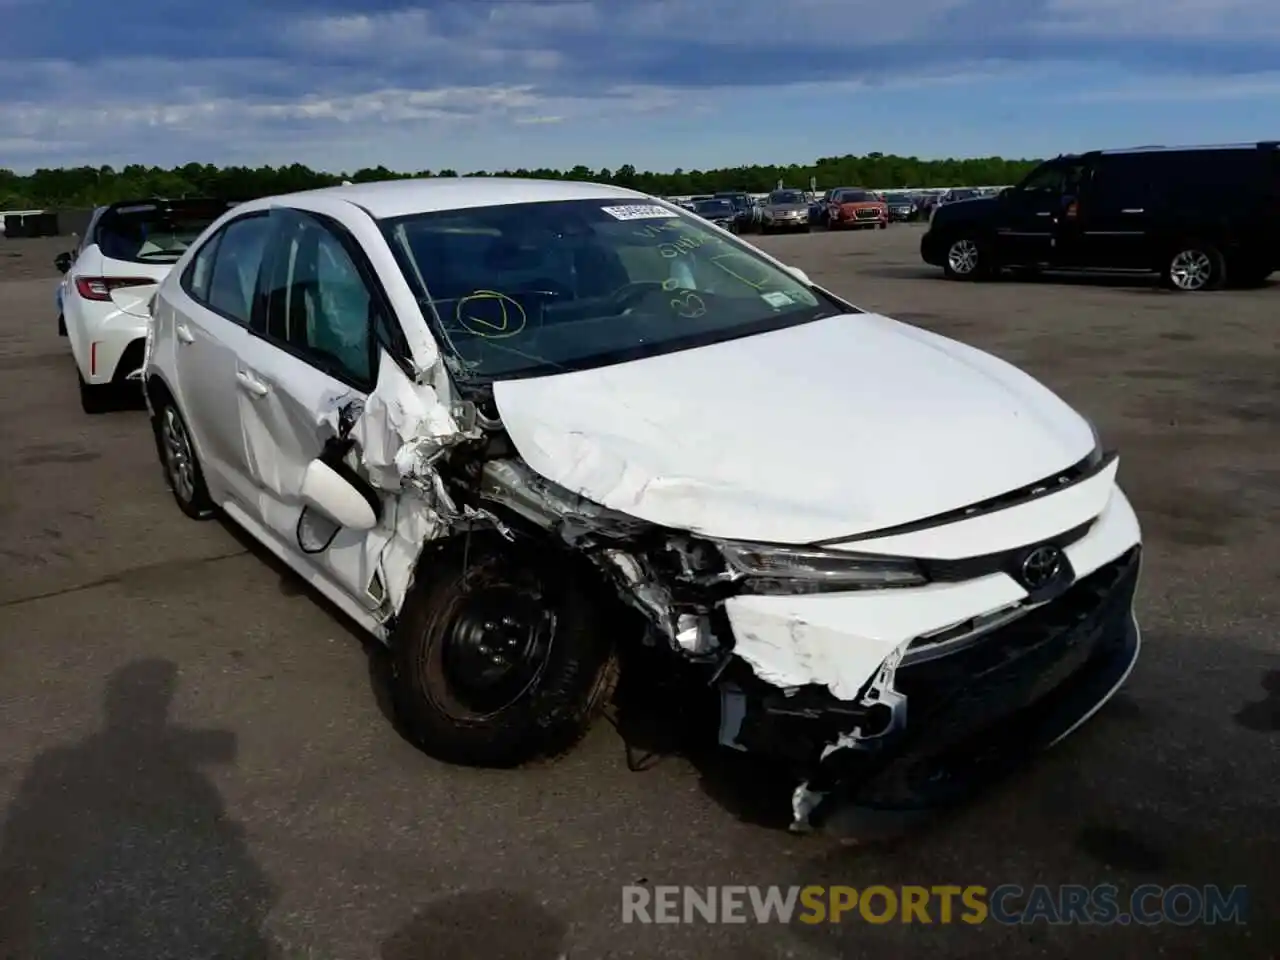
[716,542,927,594]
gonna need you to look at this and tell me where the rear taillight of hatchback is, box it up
[74,276,154,301]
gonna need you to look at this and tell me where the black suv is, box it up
[921,142,1279,290]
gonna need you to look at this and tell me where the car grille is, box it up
[855,209,881,220]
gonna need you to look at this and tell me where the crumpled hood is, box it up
[492,313,1096,543]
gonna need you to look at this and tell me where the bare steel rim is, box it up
[1169,249,1213,290]
[947,238,980,275]
[160,407,196,503]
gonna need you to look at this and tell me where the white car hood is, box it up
[491,312,1096,543]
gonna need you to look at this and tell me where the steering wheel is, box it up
[605,280,667,313]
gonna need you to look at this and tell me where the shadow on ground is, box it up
[0,659,281,959]
[381,889,568,960]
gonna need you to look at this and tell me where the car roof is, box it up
[1058,141,1279,161]
[272,177,649,219]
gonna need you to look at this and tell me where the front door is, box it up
[235,206,401,611]
[992,164,1070,266]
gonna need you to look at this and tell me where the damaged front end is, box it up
[322,362,1141,835]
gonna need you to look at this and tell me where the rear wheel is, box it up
[391,537,617,767]
[152,398,215,519]
[1162,243,1224,291]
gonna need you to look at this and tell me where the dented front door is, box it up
[237,206,396,610]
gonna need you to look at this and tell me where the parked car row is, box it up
[921,141,1279,291]
[670,186,1016,234]
[47,175,1145,833]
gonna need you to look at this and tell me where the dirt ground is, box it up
[0,226,1276,959]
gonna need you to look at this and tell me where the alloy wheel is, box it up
[947,239,980,276]
[161,407,196,504]
[1169,249,1213,291]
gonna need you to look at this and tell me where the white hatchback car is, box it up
[144,178,1142,829]
[56,198,238,413]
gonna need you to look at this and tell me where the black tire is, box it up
[941,235,993,281]
[78,370,115,415]
[151,397,216,519]
[391,536,617,768]
[57,314,66,336]
[1161,242,1225,291]
[878,222,888,230]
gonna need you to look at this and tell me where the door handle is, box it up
[175,323,195,344]
[235,370,271,397]
[1121,208,1145,214]
[1035,211,1052,217]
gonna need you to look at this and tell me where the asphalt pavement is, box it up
[0,227,1276,959]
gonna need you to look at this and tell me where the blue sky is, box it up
[2,0,1279,174]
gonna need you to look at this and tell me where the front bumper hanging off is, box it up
[716,545,1142,824]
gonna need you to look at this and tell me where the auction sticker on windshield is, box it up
[761,291,793,308]
[600,205,676,220]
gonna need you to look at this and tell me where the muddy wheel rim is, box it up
[1170,249,1212,290]
[161,407,196,503]
[948,239,979,275]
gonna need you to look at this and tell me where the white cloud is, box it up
[285,7,563,71]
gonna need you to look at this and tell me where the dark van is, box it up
[921,142,1279,290]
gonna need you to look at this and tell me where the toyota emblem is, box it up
[1020,545,1064,590]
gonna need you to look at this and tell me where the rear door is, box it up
[1055,156,1153,270]
[235,205,403,609]
[169,212,274,512]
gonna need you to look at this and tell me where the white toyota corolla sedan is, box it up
[56,197,237,413]
[143,178,1142,830]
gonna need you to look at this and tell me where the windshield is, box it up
[883,193,910,203]
[384,199,843,381]
[836,190,873,203]
[768,191,805,205]
[694,200,734,215]
[94,200,232,264]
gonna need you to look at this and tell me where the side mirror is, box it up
[786,265,812,286]
[999,187,1014,198]
[299,458,377,531]
[54,252,72,274]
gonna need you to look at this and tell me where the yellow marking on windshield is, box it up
[456,290,527,339]
[709,253,773,290]
[669,290,706,318]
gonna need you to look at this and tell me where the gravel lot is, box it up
[0,227,1276,959]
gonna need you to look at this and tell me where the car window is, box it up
[1017,163,1084,196]
[260,210,376,386]
[1090,155,1151,208]
[184,233,221,301]
[384,198,844,382]
[205,215,271,325]
[95,200,233,265]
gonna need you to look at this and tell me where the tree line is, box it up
[0,153,1042,209]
